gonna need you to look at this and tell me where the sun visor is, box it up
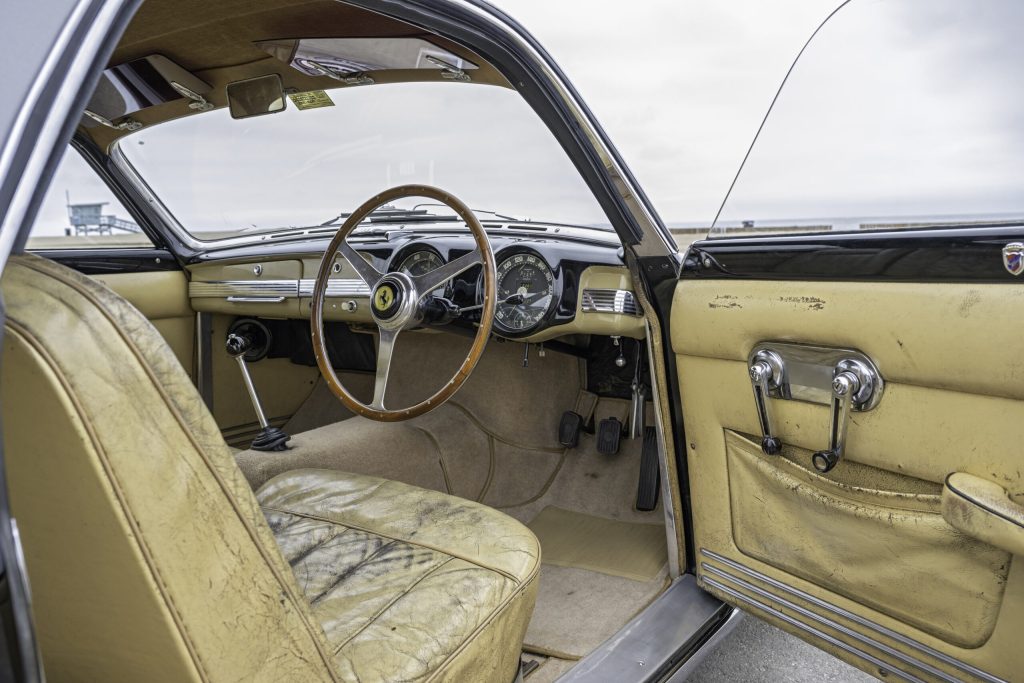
[257,37,478,83]
[82,55,212,130]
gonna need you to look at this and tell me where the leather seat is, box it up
[259,469,539,681]
[0,254,539,683]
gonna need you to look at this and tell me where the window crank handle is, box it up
[748,351,783,456]
[812,370,861,472]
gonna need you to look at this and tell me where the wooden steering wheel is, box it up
[310,185,497,422]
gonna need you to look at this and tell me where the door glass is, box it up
[28,145,152,250]
[709,0,1024,239]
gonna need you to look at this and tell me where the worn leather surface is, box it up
[672,279,1024,681]
[0,254,537,682]
[727,431,1008,648]
[258,469,540,683]
[943,472,1024,557]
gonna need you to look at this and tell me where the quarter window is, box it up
[29,145,153,250]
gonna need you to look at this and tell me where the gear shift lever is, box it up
[226,332,290,451]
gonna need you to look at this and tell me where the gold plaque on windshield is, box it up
[288,90,335,110]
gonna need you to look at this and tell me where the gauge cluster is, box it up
[384,237,617,339]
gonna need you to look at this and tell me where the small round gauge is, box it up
[396,249,448,297]
[494,252,555,332]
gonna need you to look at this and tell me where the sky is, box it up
[32,0,1024,239]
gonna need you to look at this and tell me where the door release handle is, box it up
[812,359,877,472]
[748,349,784,455]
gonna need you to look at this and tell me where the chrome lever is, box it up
[748,350,784,455]
[812,359,876,472]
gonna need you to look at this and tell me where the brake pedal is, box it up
[597,417,622,455]
[635,427,660,511]
[558,411,584,448]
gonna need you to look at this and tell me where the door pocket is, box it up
[725,430,1010,649]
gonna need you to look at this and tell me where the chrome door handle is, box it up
[748,349,784,455]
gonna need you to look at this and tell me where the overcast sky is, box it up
[34,0,1024,238]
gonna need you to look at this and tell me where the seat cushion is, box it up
[257,469,541,683]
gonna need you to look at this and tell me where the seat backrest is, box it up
[0,255,339,682]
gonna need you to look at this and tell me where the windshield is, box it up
[117,82,608,240]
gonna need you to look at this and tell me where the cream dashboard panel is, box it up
[187,256,372,322]
[521,265,645,342]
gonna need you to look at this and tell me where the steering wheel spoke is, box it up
[370,328,399,410]
[338,239,384,288]
[413,248,482,299]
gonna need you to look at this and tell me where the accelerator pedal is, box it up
[635,426,660,511]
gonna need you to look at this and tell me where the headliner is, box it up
[86,0,508,149]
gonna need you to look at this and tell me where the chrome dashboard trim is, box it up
[700,549,1006,683]
[188,279,371,299]
[581,288,640,316]
[297,278,371,297]
[189,280,298,298]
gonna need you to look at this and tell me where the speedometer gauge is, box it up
[397,250,448,297]
[494,253,555,332]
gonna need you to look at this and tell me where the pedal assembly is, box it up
[557,338,660,510]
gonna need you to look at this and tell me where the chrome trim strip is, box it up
[189,280,297,298]
[581,288,641,316]
[702,563,960,683]
[297,278,371,297]
[188,279,373,300]
[700,549,1006,683]
[225,296,286,303]
[702,576,927,683]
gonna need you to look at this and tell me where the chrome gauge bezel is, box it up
[392,247,451,298]
[490,250,558,335]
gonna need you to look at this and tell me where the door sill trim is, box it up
[700,548,1006,683]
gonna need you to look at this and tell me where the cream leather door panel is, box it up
[671,279,1023,683]
[94,271,195,376]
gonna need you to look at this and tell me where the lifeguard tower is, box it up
[66,201,141,236]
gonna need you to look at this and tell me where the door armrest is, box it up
[942,472,1024,556]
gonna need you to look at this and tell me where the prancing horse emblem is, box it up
[1003,243,1024,276]
[374,284,395,312]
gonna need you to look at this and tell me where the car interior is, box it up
[5,1,1024,683]
[1,1,680,682]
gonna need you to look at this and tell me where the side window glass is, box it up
[28,145,153,250]
[710,0,1024,239]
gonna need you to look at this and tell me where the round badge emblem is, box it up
[374,284,395,312]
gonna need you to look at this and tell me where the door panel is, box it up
[671,278,1023,682]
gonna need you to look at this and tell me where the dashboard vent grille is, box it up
[581,289,641,316]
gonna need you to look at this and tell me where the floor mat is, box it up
[529,506,668,581]
[523,564,667,659]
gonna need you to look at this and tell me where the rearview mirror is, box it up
[226,74,287,119]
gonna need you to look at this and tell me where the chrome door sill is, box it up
[555,574,734,683]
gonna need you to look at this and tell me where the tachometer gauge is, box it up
[494,253,555,332]
[397,250,448,297]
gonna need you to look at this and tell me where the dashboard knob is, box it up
[342,300,358,312]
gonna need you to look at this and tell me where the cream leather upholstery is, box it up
[259,469,539,681]
[0,254,538,682]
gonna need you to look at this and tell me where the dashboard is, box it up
[187,227,646,343]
